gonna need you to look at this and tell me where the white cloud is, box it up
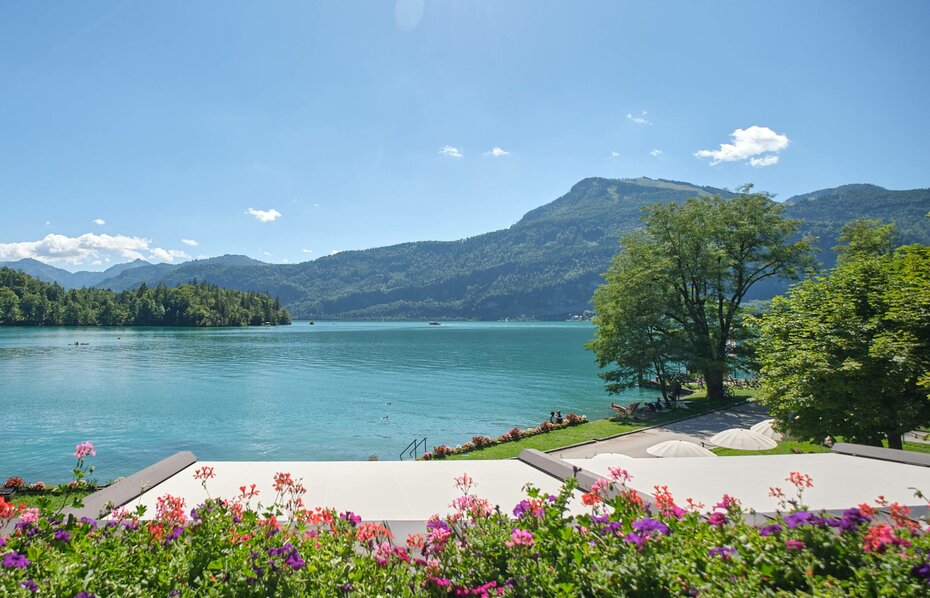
[749,155,780,167]
[484,146,509,157]
[262,251,272,257]
[93,218,106,225]
[610,151,620,158]
[149,248,190,262]
[245,208,282,222]
[695,125,789,166]
[330,249,340,256]
[650,149,663,156]
[45,221,51,227]
[438,145,463,158]
[0,233,189,267]
[626,111,651,125]
[313,203,320,208]
[181,239,199,247]
[301,248,314,254]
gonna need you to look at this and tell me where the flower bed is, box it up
[422,414,588,460]
[2,445,930,595]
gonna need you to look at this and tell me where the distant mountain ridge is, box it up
[0,258,153,289]
[3,178,929,319]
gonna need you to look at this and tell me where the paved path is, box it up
[552,402,771,459]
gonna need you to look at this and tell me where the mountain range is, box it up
[3,177,929,320]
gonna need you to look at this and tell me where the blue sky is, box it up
[1,1,928,270]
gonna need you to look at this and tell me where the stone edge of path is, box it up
[832,442,930,468]
[544,399,750,454]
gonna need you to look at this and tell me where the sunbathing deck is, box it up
[567,452,930,513]
[125,459,585,522]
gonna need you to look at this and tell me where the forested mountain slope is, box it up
[5,178,929,320]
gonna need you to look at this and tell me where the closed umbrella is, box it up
[709,428,778,451]
[750,419,784,441]
[646,440,717,458]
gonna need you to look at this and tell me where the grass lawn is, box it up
[8,491,94,511]
[713,440,831,457]
[714,439,930,457]
[448,392,752,461]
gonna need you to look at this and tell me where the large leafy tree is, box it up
[589,189,815,398]
[755,235,930,449]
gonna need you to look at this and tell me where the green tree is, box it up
[834,218,897,265]
[754,244,930,449]
[589,189,815,398]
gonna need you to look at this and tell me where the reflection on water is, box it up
[0,322,656,481]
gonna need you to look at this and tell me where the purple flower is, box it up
[340,511,361,526]
[839,507,870,533]
[426,518,450,532]
[632,517,669,536]
[590,513,611,525]
[0,535,5,547]
[708,546,738,560]
[912,562,930,584]
[623,531,646,549]
[602,521,624,536]
[163,526,184,545]
[80,517,98,529]
[759,524,782,537]
[75,593,96,598]
[512,500,532,519]
[54,529,72,543]
[3,551,30,569]
[19,580,38,593]
[284,549,306,570]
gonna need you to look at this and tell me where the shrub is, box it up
[2,455,930,596]
[564,413,586,425]
[3,477,23,489]
[471,436,493,448]
[431,445,453,459]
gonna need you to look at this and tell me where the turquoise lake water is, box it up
[0,321,658,482]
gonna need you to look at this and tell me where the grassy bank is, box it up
[9,490,94,511]
[448,390,754,461]
[714,439,930,457]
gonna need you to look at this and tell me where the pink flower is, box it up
[19,508,40,525]
[591,478,611,497]
[505,528,535,548]
[74,441,96,460]
[707,512,727,526]
[608,467,632,484]
[454,473,475,494]
[786,540,805,551]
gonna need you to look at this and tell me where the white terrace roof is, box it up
[128,459,582,521]
[567,452,930,513]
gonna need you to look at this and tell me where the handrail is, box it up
[400,437,427,461]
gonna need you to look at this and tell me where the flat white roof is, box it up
[567,453,930,512]
[128,459,579,521]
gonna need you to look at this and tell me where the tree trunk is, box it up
[704,369,725,399]
[886,432,903,451]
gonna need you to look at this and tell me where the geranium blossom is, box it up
[73,441,96,460]
[505,528,535,548]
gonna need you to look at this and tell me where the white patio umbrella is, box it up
[709,428,778,451]
[590,452,635,460]
[646,440,717,458]
[750,419,784,441]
